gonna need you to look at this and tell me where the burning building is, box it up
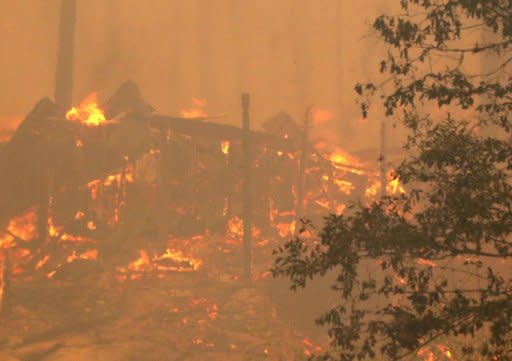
[0,80,407,360]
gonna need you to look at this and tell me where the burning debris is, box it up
[0,82,405,361]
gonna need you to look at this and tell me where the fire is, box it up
[87,168,135,201]
[221,140,230,155]
[227,216,244,239]
[66,92,107,127]
[327,148,365,175]
[0,209,38,248]
[48,217,61,238]
[275,221,296,238]
[180,98,208,119]
[155,249,203,272]
[417,344,454,361]
[66,249,98,263]
[333,179,354,195]
[388,176,405,195]
[128,250,151,272]
[364,172,406,199]
[120,246,203,279]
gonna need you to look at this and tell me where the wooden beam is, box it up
[149,115,296,151]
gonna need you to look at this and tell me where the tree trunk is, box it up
[54,0,77,110]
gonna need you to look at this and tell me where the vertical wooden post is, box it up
[0,250,10,317]
[38,134,53,245]
[55,0,77,110]
[296,107,312,225]
[380,119,387,198]
[157,126,171,244]
[241,93,252,281]
[224,143,234,219]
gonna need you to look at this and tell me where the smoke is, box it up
[0,0,397,153]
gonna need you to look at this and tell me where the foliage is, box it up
[273,1,512,361]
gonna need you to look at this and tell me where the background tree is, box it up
[273,1,512,361]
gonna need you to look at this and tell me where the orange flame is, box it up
[221,140,230,155]
[180,98,208,119]
[155,249,203,272]
[0,209,38,248]
[66,249,98,263]
[66,92,107,127]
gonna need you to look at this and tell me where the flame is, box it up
[333,179,355,195]
[221,140,230,155]
[66,92,107,127]
[180,98,208,119]
[87,168,135,201]
[418,344,454,361]
[0,209,38,248]
[327,148,365,175]
[128,250,151,272]
[120,246,203,278]
[365,181,379,198]
[437,344,453,359]
[48,218,61,238]
[275,221,296,238]
[388,176,405,195]
[155,249,203,272]
[66,249,98,263]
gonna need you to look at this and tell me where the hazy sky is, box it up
[0,0,398,153]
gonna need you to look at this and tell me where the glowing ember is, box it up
[35,255,50,270]
[66,92,107,127]
[227,217,244,239]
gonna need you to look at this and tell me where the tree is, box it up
[272,1,512,361]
